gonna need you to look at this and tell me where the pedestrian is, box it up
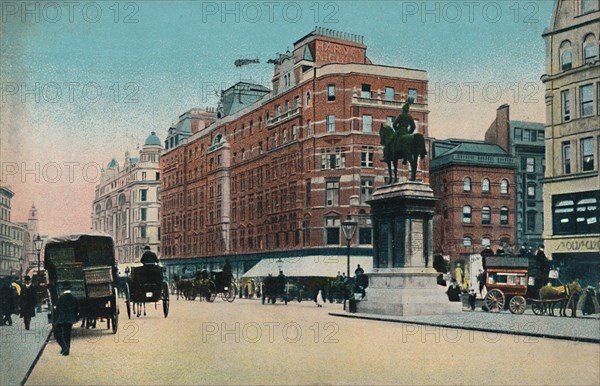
[20,275,37,330]
[315,288,324,308]
[0,280,15,326]
[53,281,79,356]
[354,264,364,277]
[477,269,486,297]
[454,263,463,289]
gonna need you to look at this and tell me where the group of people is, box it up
[0,275,37,329]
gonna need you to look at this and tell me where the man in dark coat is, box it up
[54,281,79,356]
[20,276,37,330]
[222,258,233,283]
[0,280,15,326]
[140,246,159,265]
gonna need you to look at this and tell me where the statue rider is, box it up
[393,98,416,136]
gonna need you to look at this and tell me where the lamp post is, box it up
[276,257,284,272]
[33,234,43,312]
[341,217,357,311]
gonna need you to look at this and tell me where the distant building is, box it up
[0,186,27,277]
[91,133,162,265]
[430,139,516,261]
[541,0,599,286]
[160,27,431,277]
[164,108,216,151]
[485,104,545,249]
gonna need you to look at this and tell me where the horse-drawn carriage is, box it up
[44,233,120,333]
[261,274,288,304]
[124,264,169,318]
[483,256,581,316]
[176,269,236,303]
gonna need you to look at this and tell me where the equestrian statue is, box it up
[379,98,427,183]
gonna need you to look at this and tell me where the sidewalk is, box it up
[330,309,600,343]
[0,311,51,386]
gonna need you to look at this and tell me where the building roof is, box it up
[431,139,515,170]
[107,159,119,169]
[510,120,545,130]
[144,131,162,146]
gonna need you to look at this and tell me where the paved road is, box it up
[26,298,600,385]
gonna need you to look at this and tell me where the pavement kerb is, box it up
[20,321,52,386]
[328,311,600,344]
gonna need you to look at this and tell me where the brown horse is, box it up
[539,281,582,317]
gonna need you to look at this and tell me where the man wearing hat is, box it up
[20,275,37,330]
[54,281,79,356]
[140,245,159,265]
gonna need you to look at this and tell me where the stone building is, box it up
[160,28,431,277]
[485,104,545,249]
[430,139,516,261]
[91,133,162,265]
[541,0,599,286]
[0,186,27,277]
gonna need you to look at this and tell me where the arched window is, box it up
[481,237,491,247]
[500,179,509,194]
[213,133,222,146]
[560,41,572,71]
[583,35,599,63]
[462,206,472,224]
[482,206,491,224]
[482,178,490,193]
[463,236,472,247]
[463,177,471,192]
[500,207,509,225]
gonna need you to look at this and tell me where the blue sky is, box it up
[0,1,555,233]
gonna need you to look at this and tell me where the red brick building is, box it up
[430,139,516,263]
[160,28,431,277]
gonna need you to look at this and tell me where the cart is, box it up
[124,264,169,318]
[483,256,531,314]
[44,233,119,333]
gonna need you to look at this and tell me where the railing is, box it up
[351,95,426,109]
[267,107,302,127]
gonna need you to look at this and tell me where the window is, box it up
[386,116,394,127]
[141,172,147,180]
[140,189,147,202]
[361,84,371,98]
[306,120,312,137]
[500,179,509,194]
[294,96,299,109]
[305,179,311,207]
[326,179,339,206]
[482,179,490,193]
[500,207,509,225]
[514,128,522,141]
[385,87,394,101]
[538,131,545,141]
[325,216,340,245]
[581,84,593,117]
[581,137,594,171]
[584,42,599,63]
[140,226,146,239]
[561,50,572,71]
[526,157,535,172]
[563,142,571,174]
[306,92,311,106]
[360,177,374,204]
[552,191,600,235]
[361,146,374,167]
[583,0,598,13]
[527,183,536,198]
[408,88,417,103]
[529,129,537,142]
[463,177,471,192]
[482,207,491,225]
[328,85,335,101]
[561,90,571,122]
[462,206,472,224]
[463,236,472,247]
[327,115,335,132]
[141,208,147,221]
[481,237,491,247]
[292,126,297,141]
[362,115,372,132]
[527,211,536,232]
[321,149,346,170]
[258,142,263,155]
[358,216,372,245]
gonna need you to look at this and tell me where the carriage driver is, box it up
[140,245,159,265]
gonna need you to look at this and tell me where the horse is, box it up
[539,281,582,317]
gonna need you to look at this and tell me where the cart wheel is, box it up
[207,281,217,303]
[125,283,131,319]
[162,282,170,318]
[485,289,505,312]
[112,288,119,334]
[509,296,526,314]
[227,282,237,303]
[531,301,544,315]
[46,288,55,324]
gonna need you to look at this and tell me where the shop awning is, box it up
[242,256,372,278]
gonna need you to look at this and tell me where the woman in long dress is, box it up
[315,289,324,307]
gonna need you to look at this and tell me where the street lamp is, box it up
[276,257,284,272]
[341,216,357,311]
[33,234,43,312]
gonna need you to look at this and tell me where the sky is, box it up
[0,0,555,234]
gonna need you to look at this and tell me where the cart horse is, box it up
[125,264,170,318]
[44,233,120,334]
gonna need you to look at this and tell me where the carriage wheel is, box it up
[531,301,545,315]
[226,282,237,303]
[125,283,131,319]
[509,296,526,314]
[46,288,55,324]
[485,289,505,312]
[162,282,170,318]
[206,281,217,302]
[111,288,119,333]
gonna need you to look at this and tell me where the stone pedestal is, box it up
[356,181,461,316]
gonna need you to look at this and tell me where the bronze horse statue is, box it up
[539,280,582,317]
[379,100,427,183]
